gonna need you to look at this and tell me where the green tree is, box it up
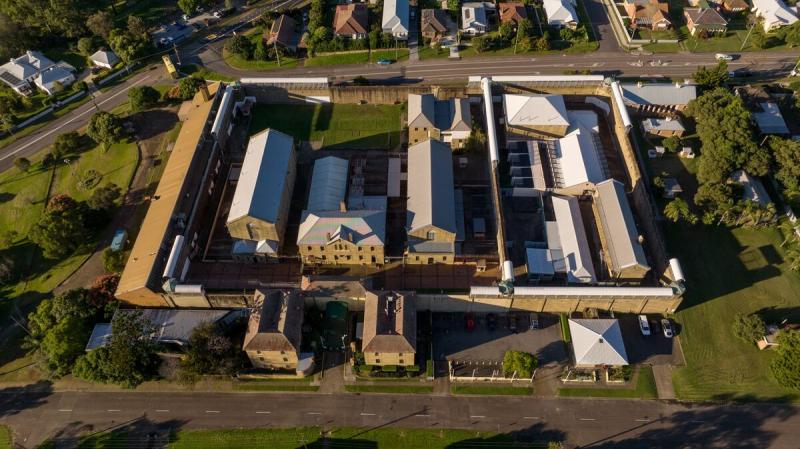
[771,137,800,193]
[13,157,30,172]
[39,316,89,377]
[102,247,127,273]
[86,10,114,39]
[447,0,459,12]
[52,131,83,159]
[534,36,550,51]
[498,23,514,42]
[127,15,148,39]
[780,21,800,47]
[662,135,681,153]
[178,0,203,14]
[368,25,381,49]
[694,182,735,225]
[770,330,800,390]
[225,34,253,59]
[108,28,148,64]
[253,38,269,61]
[28,195,86,258]
[87,111,123,150]
[732,312,765,343]
[88,183,122,211]
[559,27,575,41]
[176,77,205,100]
[128,85,160,111]
[693,62,729,90]
[77,37,95,56]
[179,322,239,379]
[472,35,490,52]
[502,350,537,378]
[663,197,698,225]
[750,29,767,49]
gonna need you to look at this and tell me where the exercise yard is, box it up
[248,103,404,150]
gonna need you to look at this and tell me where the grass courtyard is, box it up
[249,103,404,150]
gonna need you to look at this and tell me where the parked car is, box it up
[486,313,497,331]
[715,53,734,62]
[508,314,518,333]
[376,59,393,66]
[529,313,540,330]
[638,315,651,336]
[465,313,475,332]
[662,319,674,338]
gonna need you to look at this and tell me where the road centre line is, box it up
[307,412,322,415]
[205,410,220,413]
[256,411,271,414]
[414,414,430,417]
[579,418,597,421]
[107,409,120,412]
[57,409,72,412]
[155,410,169,412]
[470,415,486,419]
[360,412,376,416]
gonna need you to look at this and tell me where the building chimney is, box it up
[199,82,210,102]
[339,200,347,212]
[326,232,332,241]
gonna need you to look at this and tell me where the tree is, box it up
[694,182,735,225]
[693,62,729,90]
[179,322,239,379]
[73,310,159,388]
[780,21,800,47]
[108,28,148,64]
[28,194,86,258]
[178,0,203,15]
[534,36,550,51]
[750,29,767,49]
[498,23,514,42]
[53,131,83,159]
[13,157,30,172]
[176,77,205,100]
[686,88,768,184]
[368,25,381,49]
[559,27,575,41]
[88,183,122,211]
[770,330,800,390]
[253,38,269,61]
[128,85,160,112]
[732,312,765,343]
[77,37,95,56]
[662,135,681,153]
[87,111,123,150]
[771,137,800,193]
[663,197,698,225]
[447,0,459,12]
[0,255,16,285]
[472,35,490,53]
[502,350,537,378]
[127,15,148,40]
[103,247,127,273]
[87,11,114,39]
[225,34,253,60]
[39,316,89,377]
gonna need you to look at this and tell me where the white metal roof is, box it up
[551,195,596,283]
[554,125,606,188]
[752,102,789,134]
[642,117,685,132]
[543,0,578,24]
[469,285,675,297]
[307,156,349,211]
[526,248,556,276]
[594,179,650,273]
[211,85,234,137]
[752,0,798,29]
[569,319,629,366]
[227,129,294,224]
[729,170,772,206]
[382,0,409,34]
[504,94,569,127]
[89,49,119,66]
[621,83,697,106]
[407,140,456,234]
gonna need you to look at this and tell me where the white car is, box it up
[662,319,674,338]
[638,315,651,336]
[715,53,733,62]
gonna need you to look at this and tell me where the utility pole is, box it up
[740,21,756,51]
[173,42,182,66]
[273,40,281,67]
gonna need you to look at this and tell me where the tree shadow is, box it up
[42,416,187,449]
[130,109,180,140]
[0,381,53,419]
[0,192,15,204]
[583,401,796,448]
[444,422,566,448]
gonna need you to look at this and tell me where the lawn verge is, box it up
[345,384,434,394]
[450,384,534,396]
[558,366,658,399]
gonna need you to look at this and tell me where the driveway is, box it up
[618,315,683,366]
[581,0,621,53]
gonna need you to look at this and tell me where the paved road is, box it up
[1,389,798,447]
[0,68,165,173]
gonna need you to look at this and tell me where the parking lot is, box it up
[432,312,569,372]
[618,314,683,366]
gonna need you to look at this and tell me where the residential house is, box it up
[736,85,790,135]
[406,140,458,264]
[90,49,120,70]
[0,50,75,96]
[499,2,528,28]
[717,0,749,13]
[226,129,297,254]
[568,319,629,367]
[243,289,307,372]
[462,2,492,35]
[362,290,417,367]
[334,3,369,39]
[620,82,697,113]
[35,67,76,95]
[548,195,597,283]
[407,94,472,149]
[382,0,410,39]
[543,0,578,29]
[266,14,300,52]
[421,9,455,42]
[684,7,728,35]
[751,0,798,31]
[503,94,570,137]
[624,0,672,30]
[593,179,650,282]
[641,117,686,137]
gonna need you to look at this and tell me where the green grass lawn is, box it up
[305,49,410,67]
[233,383,319,392]
[182,64,236,82]
[450,384,534,396]
[50,141,139,202]
[168,427,548,449]
[249,103,404,150]
[670,223,800,402]
[345,384,434,394]
[558,366,658,399]
[0,425,11,449]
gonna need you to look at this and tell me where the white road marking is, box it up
[205,410,221,413]
[155,410,169,413]
[360,412,376,416]
[107,409,120,412]
[414,414,431,417]
[579,418,596,421]
[470,415,486,419]
[524,416,540,420]
[635,419,649,422]
[256,411,271,414]
[57,409,72,412]
[307,412,322,415]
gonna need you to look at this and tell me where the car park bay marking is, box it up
[307,412,322,415]
[635,419,649,422]
[57,409,72,412]
[415,414,431,417]
[107,409,120,412]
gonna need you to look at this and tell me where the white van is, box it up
[638,315,651,336]
[715,53,733,62]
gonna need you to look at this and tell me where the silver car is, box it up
[662,319,674,338]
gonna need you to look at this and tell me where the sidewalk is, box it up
[652,365,676,400]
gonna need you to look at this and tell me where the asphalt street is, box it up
[1,389,799,448]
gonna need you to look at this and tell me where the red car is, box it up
[465,313,475,332]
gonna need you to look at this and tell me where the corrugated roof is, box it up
[594,179,650,274]
[621,83,697,106]
[243,289,304,352]
[642,117,685,132]
[504,94,569,127]
[550,195,596,283]
[407,140,456,234]
[363,291,417,354]
[90,49,119,66]
[543,0,578,24]
[553,125,606,188]
[382,0,409,34]
[470,285,675,297]
[297,209,386,246]
[729,170,772,206]
[227,129,294,224]
[119,308,230,345]
[752,102,789,134]
[307,156,349,211]
[569,319,629,366]
[116,83,221,304]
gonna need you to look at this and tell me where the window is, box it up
[259,357,264,361]
[319,246,324,251]
[427,231,436,240]
[257,350,261,354]
[283,357,288,362]
[399,359,404,365]
[375,352,380,356]
[398,353,403,357]
[280,351,285,355]
[307,246,312,251]
[375,359,381,364]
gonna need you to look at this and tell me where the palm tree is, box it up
[784,245,800,272]
[778,220,800,247]
[664,198,697,225]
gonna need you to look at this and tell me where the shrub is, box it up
[405,364,420,372]
[358,364,374,375]
[502,350,537,378]
[381,364,397,373]
[732,313,765,343]
[663,135,681,153]
[770,329,800,390]
[102,248,127,273]
[13,157,31,172]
